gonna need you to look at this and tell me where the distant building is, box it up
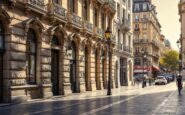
[133,0,162,77]
[113,0,133,87]
[179,0,185,74]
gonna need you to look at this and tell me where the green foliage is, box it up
[160,50,179,70]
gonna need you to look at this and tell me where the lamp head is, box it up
[105,27,112,39]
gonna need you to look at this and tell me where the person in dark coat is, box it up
[177,74,183,95]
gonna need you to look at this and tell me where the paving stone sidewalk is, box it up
[152,88,185,115]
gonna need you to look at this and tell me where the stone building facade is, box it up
[113,0,133,87]
[133,0,162,77]
[0,0,116,103]
[179,0,185,75]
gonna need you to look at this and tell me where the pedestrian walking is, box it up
[176,73,183,95]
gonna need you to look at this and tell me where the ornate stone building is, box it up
[0,0,116,103]
[133,0,162,77]
[113,0,133,87]
[179,0,185,75]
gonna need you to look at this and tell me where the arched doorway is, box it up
[70,41,78,93]
[95,49,101,90]
[51,36,60,96]
[115,61,118,88]
[120,58,128,86]
[0,21,4,102]
[85,46,91,91]
[102,49,107,89]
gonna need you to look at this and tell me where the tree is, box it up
[159,50,179,71]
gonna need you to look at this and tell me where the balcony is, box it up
[121,19,131,32]
[17,0,47,15]
[133,39,149,44]
[70,13,82,28]
[93,27,104,38]
[96,28,104,38]
[116,43,132,54]
[104,0,116,13]
[82,21,93,34]
[49,3,67,22]
[133,39,160,48]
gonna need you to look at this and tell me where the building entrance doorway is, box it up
[51,49,60,95]
[0,54,3,102]
[70,42,77,93]
[0,21,4,102]
[120,58,128,86]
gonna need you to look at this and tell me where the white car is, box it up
[155,76,167,85]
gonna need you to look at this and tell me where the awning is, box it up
[152,65,160,71]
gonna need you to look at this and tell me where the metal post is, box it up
[107,39,112,95]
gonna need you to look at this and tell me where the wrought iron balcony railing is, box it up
[71,13,82,28]
[17,0,46,14]
[116,43,132,54]
[133,39,160,48]
[52,3,67,21]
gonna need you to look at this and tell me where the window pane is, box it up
[30,42,36,53]
[30,55,35,75]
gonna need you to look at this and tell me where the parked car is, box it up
[155,76,167,85]
[134,74,148,80]
[158,74,173,83]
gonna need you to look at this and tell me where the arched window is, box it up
[0,22,4,50]
[27,29,37,84]
[52,35,60,46]
[83,0,88,21]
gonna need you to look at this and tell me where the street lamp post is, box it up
[105,27,112,96]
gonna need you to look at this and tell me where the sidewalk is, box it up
[0,83,154,106]
[27,83,154,103]
[152,88,185,115]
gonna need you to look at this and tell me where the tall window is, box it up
[123,9,125,21]
[94,7,98,27]
[70,0,75,13]
[0,22,4,50]
[135,15,139,22]
[101,12,105,30]
[117,3,120,18]
[108,16,111,28]
[143,3,147,11]
[83,0,88,21]
[134,3,140,11]
[53,0,59,4]
[27,29,37,84]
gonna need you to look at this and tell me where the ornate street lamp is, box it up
[105,27,112,95]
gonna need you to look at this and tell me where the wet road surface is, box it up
[0,82,179,115]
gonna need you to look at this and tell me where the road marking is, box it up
[150,91,175,115]
[80,95,141,115]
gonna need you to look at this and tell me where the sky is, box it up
[152,0,180,50]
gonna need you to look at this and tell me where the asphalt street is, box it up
[0,82,180,115]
